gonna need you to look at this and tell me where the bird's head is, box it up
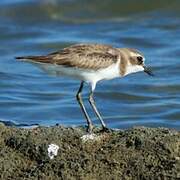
[118,48,154,77]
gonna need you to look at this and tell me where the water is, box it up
[0,0,180,129]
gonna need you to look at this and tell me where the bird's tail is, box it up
[15,55,51,63]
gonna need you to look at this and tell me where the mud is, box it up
[0,123,179,180]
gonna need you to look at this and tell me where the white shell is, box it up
[48,144,59,160]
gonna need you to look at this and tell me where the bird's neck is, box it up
[118,50,129,77]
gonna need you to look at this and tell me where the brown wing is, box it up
[16,44,119,70]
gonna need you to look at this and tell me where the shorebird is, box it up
[16,43,153,133]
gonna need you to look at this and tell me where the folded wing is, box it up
[16,44,119,70]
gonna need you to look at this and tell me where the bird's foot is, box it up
[100,126,112,133]
[86,124,94,134]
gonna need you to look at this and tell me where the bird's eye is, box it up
[137,56,143,64]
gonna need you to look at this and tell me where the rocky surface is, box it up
[0,123,179,179]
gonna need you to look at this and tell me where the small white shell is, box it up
[48,144,59,160]
[80,134,98,142]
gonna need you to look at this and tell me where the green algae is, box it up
[0,123,179,179]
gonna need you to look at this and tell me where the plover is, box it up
[16,43,153,133]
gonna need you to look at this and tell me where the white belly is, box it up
[34,60,120,90]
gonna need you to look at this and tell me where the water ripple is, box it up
[0,0,179,129]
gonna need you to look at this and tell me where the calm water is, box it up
[0,0,180,129]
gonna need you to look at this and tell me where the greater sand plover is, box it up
[16,43,153,133]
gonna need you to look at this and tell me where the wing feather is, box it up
[16,44,119,70]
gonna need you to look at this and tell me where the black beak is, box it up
[143,65,154,76]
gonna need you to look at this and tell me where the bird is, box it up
[16,43,153,133]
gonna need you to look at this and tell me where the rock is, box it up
[0,125,179,179]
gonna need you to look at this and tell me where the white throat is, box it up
[125,64,144,76]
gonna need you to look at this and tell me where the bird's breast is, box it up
[34,60,120,83]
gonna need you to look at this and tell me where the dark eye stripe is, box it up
[137,56,143,61]
[137,56,143,64]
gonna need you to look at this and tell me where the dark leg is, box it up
[88,91,108,130]
[76,81,93,133]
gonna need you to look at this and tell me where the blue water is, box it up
[0,0,179,129]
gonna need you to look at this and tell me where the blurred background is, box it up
[0,0,179,129]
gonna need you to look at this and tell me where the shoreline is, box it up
[0,123,179,179]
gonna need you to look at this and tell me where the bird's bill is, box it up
[143,65,154,76]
